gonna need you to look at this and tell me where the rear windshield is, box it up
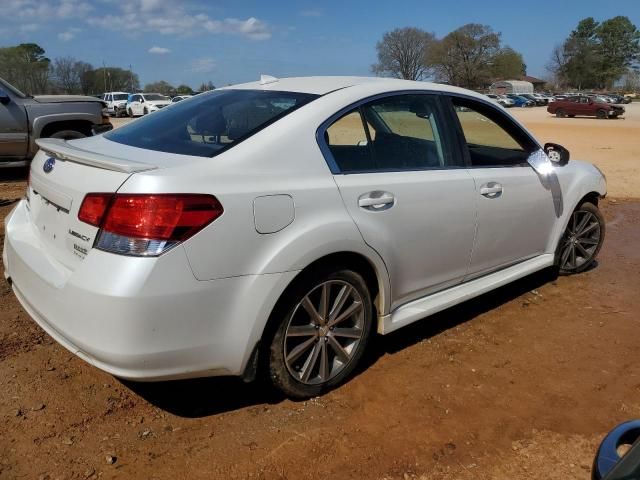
[113,94,128,100]
[105,89,318,157]
[144,94,169,101]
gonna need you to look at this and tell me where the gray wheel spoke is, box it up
[319,341,329,382]
[300,342,321,382]
[578,221,598,237]
[575,241,590,258]
[328,336,350,364]
[328,285,351,322]
[287,325,318,337]
[560,243,572,268]
[570,243,577,267]
[331,327,362,339]
[327,301,362,328]
[575,212,591,235]
[301,296,323,325]
[286,336,316,364]
[319,283,330,322]
[578,237,599,246]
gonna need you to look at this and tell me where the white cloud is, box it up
[300,9,323,17]
[191,57,216,73]
[6,0,92,20]
[19,23,39,33]
[57,27,81,41]
[148,46,170,54]
[87,1,272,40]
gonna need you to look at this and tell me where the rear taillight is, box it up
[78,193,223,256]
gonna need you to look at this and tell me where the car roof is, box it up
[224,75,489,101]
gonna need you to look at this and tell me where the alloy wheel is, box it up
[559,209,602,271]
[284,280,365,385]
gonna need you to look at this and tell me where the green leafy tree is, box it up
[0,43,50,94]
[143,80,174,95]
[489,47,526,80]
[176,84,193,95]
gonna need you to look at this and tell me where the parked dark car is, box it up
[0,77,112,167]
[547,96,625,119]
[506,94,535,107]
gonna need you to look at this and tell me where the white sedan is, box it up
[3,76,606,398]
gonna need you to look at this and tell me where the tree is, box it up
[549,16,640,90]
[198,81,215,91]
[0,43,50,94]
[427,24,501,88]
[143,80,174,95]
[176,84,193,95]
[489,47,526,80]
[371,27,435,80]
[88,67,140,94]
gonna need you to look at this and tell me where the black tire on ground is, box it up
[266,268,374,399]
[556,202,605,275]
[127,108,133,117]
[48,130,86,140]
[143,107,148,115]
[596,109,608,119]
[556,108,567,118]
[568,114,575,118]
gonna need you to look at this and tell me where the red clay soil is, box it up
[1,177,639,479]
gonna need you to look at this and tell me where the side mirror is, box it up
[0,89,10,105]
[544,142,570,166]
[139,98,144,103]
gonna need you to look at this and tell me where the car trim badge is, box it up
[43,157,55,173]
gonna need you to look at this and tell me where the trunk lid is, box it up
[27,138,158,271]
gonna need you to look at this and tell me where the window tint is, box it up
[325,111,373,172]
[452,98,535,167]
[106,89,318,157]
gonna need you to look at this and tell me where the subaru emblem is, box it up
[43,157,55,173]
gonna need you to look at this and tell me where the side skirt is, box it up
[378,254,555,335]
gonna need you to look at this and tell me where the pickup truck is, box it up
[0,77,112,168]
[548,95,625,119]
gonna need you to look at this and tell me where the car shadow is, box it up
[124,267,559,418]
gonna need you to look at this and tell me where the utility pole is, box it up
[129,64,134,92]
[102,61,107,93]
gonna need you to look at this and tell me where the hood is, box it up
[34,95,105,104]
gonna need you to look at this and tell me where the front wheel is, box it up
[557,202,605,274]
[267,269,373,399]
[48,129,86,140]
[596,109,608,119]
[556,108,567,118]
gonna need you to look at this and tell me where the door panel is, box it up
[466,166,557,277]
[335,171,477,308]
[0,102,28,158]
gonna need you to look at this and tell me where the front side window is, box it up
[106,89,318,157]
[113,94,128,101]
[324,94,447,173]
[452,97,536,167]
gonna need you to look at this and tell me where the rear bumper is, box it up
[3,200,296,381]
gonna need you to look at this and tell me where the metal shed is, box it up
[489,80,534,95]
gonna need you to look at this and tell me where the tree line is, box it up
[372,16,639,91]
[371,24,526,89]
[0,43,215,96]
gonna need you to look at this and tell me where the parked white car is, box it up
[126,93,170,117]
[3,76,606,398]
[102,92,130,117]
[171,95,192,103]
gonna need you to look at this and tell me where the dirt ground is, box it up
[1,105,639,479]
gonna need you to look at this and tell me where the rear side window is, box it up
[324,94,447,173]
[106,90,318,157]
[451,97,537,167]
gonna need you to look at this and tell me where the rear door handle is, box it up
[358,191,395,211]
[480,183,503,198]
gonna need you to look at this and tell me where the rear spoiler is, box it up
[36,138,157,174]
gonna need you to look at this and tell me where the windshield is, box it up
[144,94,169,101]
[105,89,319,157]
[113,94,128,100]
[0,77,27,98]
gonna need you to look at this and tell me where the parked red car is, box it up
[547,96,625,119]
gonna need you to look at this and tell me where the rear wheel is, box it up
[596,109,608,119]
[556,108,567,118]
[127,108,133,117]
[143,107,149,115]
[557,202,605,274]
[267,269,373,399]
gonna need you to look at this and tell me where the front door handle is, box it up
[480,182,503,198]
[358,191,395,211]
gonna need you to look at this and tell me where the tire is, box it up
[48,129,86,140]
[557,202,605,275]
[266,268,374,399]
[143,107,148,115]
[596,109,607,119]
[127,108,133,117]
[568,114,575,118]
[556,108,567,118]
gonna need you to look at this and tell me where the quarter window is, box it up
[452,98,535,167]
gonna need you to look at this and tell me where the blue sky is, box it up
[2,0,639,88]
